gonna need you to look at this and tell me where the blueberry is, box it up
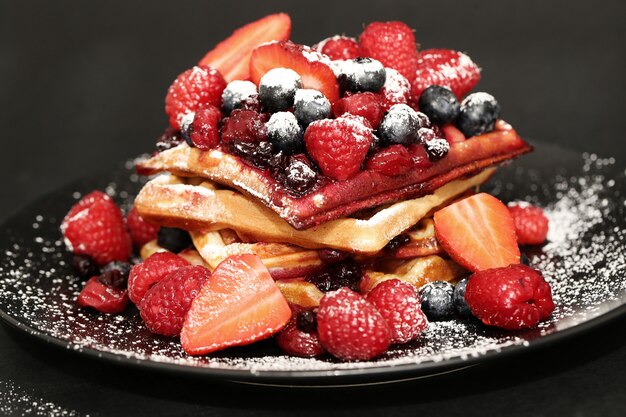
[157,227,192,253]
[282,155,318,195]
[98,261,132,289]
[179,112,196,147]
[259,68,302,112]
[419,280,455,320]
[71,254,99,279]
[424,137,450,161]
[418,85,460,125]
[378,104,420,145]
[266,111,304,154]
[293,89,331,126]
[230,140,275,170]
[221,80,258,115]
[456,92,501,137]
[453,277,472,317]
[337,57,386,93]
[295,310,318,332]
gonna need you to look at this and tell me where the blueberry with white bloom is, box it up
[293,89,331,126]
[259,68,302,112]
[266,111,304,154]
[221,80,258,114]
[378,103,420,145]
[337,57,386,92]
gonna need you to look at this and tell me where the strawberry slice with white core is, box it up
[434,192,520,272]
[198,13,291,82]
[181,254,292,355]
[249,40,340,103]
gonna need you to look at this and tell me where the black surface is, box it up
[1,0,625,416]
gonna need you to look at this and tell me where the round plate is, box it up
[0,140,624,386]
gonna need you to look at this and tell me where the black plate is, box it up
[0,140,625,386]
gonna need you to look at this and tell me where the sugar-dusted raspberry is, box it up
[188,105,222,150]
[275,307,325,357]
[61,191,132,266]
[127,251,190,306]
[221,109,268,144]
[508,202,549,245]
[380,68,411,110]
[332,92,385,129]
[359,21,419,82]
[126,205,160,248]
[165,65,226,130]
[465,264,555,330]
[77,276,129,314]
[304,114,373,181]
[315,35,360,60]
[366,279,428,344]
[365,144,413,176]
[140,265,211,336]
[317,287,392,361]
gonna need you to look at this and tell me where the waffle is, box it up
[136,121,531,230]
[134,168,494,255]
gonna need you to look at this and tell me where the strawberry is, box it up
[411,49,481,101]
[332,92,385,129]
[304,114,373,181]
[434,193,520,272]
[127,251,190,306]
[61,191,132,266]
[365,144,414,176]
[164,65,226,130]
[249,40,340,103]
[181,254,292,355]
[315,35,360,60]
[198,13,291,82]
[508,202,550,245]
[359,21,419,82]
[317,287,391,361]
[77,276,129,314]
[465,264,555,330]
[140,265,211,336]
[126,205,160,248]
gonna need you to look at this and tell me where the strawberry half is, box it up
[434,192,520,272]
[198,13,291,82]
[249,40,340,103]
[181,254,292,355]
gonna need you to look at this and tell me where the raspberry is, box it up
[304,114,373,181]
[188,105,222,150]
[126,205,160,248]
[127,251,190,305]
[408,143,434,169]
[317,287,391,361]
[140,265,211,336]
[275,307,325,357]
[359,21,419,82]
[220,109,268,144]
[165,65,227,129]
[332,92,385,129]
[366,279,428,344]
[508,203,549,245]
[316,36,360,60]
[380,68,411,110]
[77,276,129,314]
[411,49,481,101]
[61,191,132,266]
[365,144,414,176]
[465,264,555,330]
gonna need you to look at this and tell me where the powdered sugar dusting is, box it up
[0,149,624,381]
[0,380,85,417]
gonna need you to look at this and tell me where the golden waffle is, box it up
[134,168,494,255]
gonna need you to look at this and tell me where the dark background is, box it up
[0,0,625,416]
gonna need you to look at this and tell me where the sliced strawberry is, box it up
[434,192,520,272]
[181,254,292,355]
[198,13,291,82]
[249,40,340,103]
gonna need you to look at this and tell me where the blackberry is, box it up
[337,57,386,92]
[266,111,304,154]
[259,68,302,112]
[221,80,258,114]
[97,261,131,289]
[229,140,275,170]
[295,310,318,332]
[424,137,450,161]
[418,85,460,125]
[282,155,318,195]
[419,280,455,320]
[456,92,501,137]
[293,89,331,126]
[157,227,192,253]
[378,104,420,145]
[71,254,99,279]
[453,277,472,317]
[306,260,362,293]
[155,127,183,152]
